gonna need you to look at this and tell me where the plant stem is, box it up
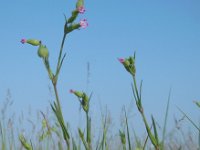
[53,83,62,114]
[86,112,91,150]
[52,82,71,149]
[123,144,126,150]
[56,33,67,77]
[124,108,131,150]
[132,75,160,150]
[133,76,140,101]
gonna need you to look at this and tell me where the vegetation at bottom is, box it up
[1,0,199,150]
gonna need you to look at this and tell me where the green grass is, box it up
[0,89,199,150]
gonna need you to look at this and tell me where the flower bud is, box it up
[118,57,136,76]
[70,89,84,98]
[21,39,26,44]
[68,10,79,24]
[26,39,41,46]
[80,19,88,28]
[128,56,136,76]
[77,6,85,14]
[82,93,89,104]
[65,23,81,34]
[82,93,89,112]
[37,44,49,59]
[76,0,84,9]
[118,58,125,63]
[128,57,135,65]
[123,59,130,67]
[74,91,84,98]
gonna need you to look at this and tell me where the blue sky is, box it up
[0,0,200,135]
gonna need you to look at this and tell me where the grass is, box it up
[0,89,199,150]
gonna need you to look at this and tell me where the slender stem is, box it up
[178,107,200,132]
[123,144,126,150]
[86,112,91,150]
[56,33,67,76]
[53,83,71,149]
[53,83,62,117]
[141,112,158,149]
[67,141,70,150]
[133,76,140,101]
[132,75,159,149]
[161,89,171,149]
[142,135,148,150]
[124,108,131,150]
[79,128,90,150]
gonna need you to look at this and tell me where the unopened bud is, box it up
[26,39,41,46]
[70,89,84,98]
[68,10,79,24]
[119,57,136,76]
[37,44,49,59]
[128,57,135,65]
[65,23,80,34]
[82,93,89,104]
[82,93,89,112]
[123,59,130,67]
[76,0,84,9]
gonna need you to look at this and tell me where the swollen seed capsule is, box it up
[26,39,41,46]
[37,45,49,59]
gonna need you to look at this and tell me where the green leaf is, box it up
[194,101,200,108]
[151,115,159,145]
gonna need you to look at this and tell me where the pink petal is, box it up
[77,6,86,14]
[69,89,75,93]
[118,58,125,63]
[80,19,88,29]
[21,38,26,44]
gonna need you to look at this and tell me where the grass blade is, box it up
[161,89,171,148]
[124,107,131,150]
[177,107,200,132]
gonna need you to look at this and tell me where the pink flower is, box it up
[77,6,85,14]
[118,58,125,63]
[80,19,88,29]
[69,89,75,93]
[21,38,26,44]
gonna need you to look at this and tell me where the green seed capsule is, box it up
[128,56,135,65]
[26,39,41,46]
[76,0,84,8]
[37,44,49,59]
[82,93,89,103]
[123,59,130,67]
[68,10,79,23]
[74,91,84,98]
[65,23,80,34]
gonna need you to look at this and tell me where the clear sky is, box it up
[0,0,200,135]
